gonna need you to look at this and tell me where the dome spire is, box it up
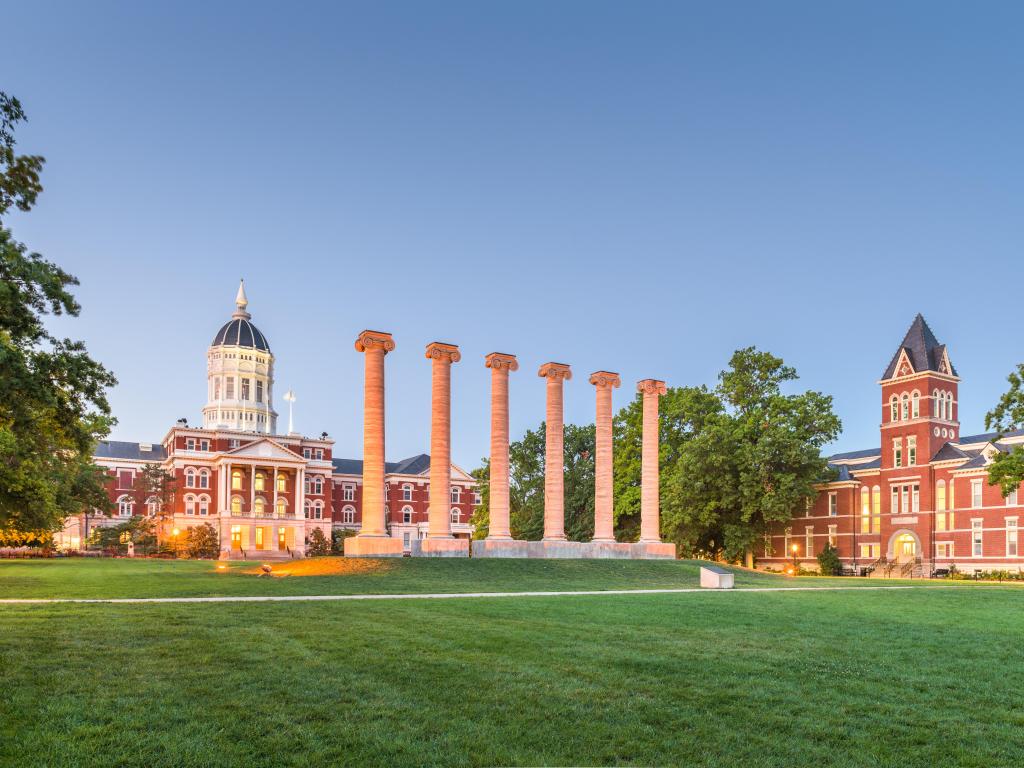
[232,279,251,320]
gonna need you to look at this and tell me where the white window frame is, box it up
[343,484,355,502]
[971,479,983,509]
[1007,518,1018,557]
[972,519,983,557]
[828,492,837,517]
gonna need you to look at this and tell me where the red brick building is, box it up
[762,314,1023,576]
[54,283,478,557]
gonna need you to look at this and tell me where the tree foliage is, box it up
[185,523,219,559]
[307,527,331,557]
[0,92,116,533]
[90,517,156,555]
[985,363,1024,496]
[661,348,840,560]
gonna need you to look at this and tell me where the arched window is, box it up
[304,499,312,519]
[451,486,461,504]
[254,497,266,517]
[185,494,197,516]
[231,496,243,515]
[198,469,210,489]
[185,468,197,488]
[312,476,323,495]
[402,484,412,502]
[276,497,287,518]
[277,473,287,492]
[402,505,413,524]
[117,495,134,517]
[146,497,160,517]
[901,393,909,421]
[232,470,243,491]
[872,486,881,514]
[198,495,210,516]
[890,395,899,422]
[860,488,870,533]
[911,391,920,419]
[313,501,323,520]
[254,472,265,492]
[342,505,356,524]
[450,508,460,524]
[946,391,954,421]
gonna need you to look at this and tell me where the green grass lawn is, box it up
[3,560,1021,767]
[0,557,973,600]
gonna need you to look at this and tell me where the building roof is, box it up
[881,313,956,380]
[956,427,1024,445]
[932,443,970,462]
[211,318,270,352]
[829,447,880,462]
[332,453,433,477]
[94,440,167,461]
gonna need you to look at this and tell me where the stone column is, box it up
[345,330,404,557]
[426,342,461,538]
[539,362,572,542]
[638,379,667,543]
[485,353,518,540]
[589,371,621,542]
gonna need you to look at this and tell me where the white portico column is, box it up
[637,379,667,543]
[538,362,572,542]
[249,465,255,516]
[589,371,621,543]
[426,342,461,538]
[485,352,518,540]
[273,468,279,517]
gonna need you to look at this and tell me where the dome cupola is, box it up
[202,281,278,433]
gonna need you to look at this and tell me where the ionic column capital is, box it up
[589,371,621,389]
[425,341,461,364]
[637,378,667,396]
[485,352,519,372]
[538,362,572,381]
[355,330,396,354]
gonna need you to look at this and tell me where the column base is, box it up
[410,538,469,557]
[471,540,677,559]
[344,536,405,558]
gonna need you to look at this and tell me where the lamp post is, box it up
[791,542,799,573]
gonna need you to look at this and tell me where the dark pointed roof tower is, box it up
[881,313,956,380]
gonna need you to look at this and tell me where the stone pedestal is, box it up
[410,538,470,557]
[344,536,405,558]
[471,539,676,559]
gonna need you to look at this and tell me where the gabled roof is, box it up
[956,428,1024,445]
[331,454,433,477]
[94,440,167,461]
[881,314,957,380]
[829,447,881,462]
[223,437,305,462]
[932,443,970,462]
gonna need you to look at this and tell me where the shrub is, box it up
[307,527,331,557]
[185,523,220,559]
[816,543,842,576]
[332,528,357,555]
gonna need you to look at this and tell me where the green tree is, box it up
[817,543,842,576]
[985,363,1024,496]
[185,523,219,559]
[0,92,116,533]
[306,527,331,556]
[91,516,156,555]
[474,422,596,542]
[613,385,723,540]
[662,348,841,562]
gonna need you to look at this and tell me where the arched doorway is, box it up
[887,529,921,563]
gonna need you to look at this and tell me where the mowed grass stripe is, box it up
[3,588,1024,767]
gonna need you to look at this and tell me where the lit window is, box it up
[860,488,870,533]
[828,525,837,547]
[254,497,265,517]
[936,480,946,512]
[276,498,287,517]
[231,496,242,515]
[255,472,265,492]
[805,527,814,557]
[937,542,954,558]
[232,470,243,491]
[277,474,287,492]
[828,493,838,517]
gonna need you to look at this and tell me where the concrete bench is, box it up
[700,564,735,589]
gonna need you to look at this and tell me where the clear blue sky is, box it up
[4,2,1023,467]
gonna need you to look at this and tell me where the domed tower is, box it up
[202,281,278,433]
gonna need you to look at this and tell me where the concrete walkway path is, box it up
[0,584,974,605]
